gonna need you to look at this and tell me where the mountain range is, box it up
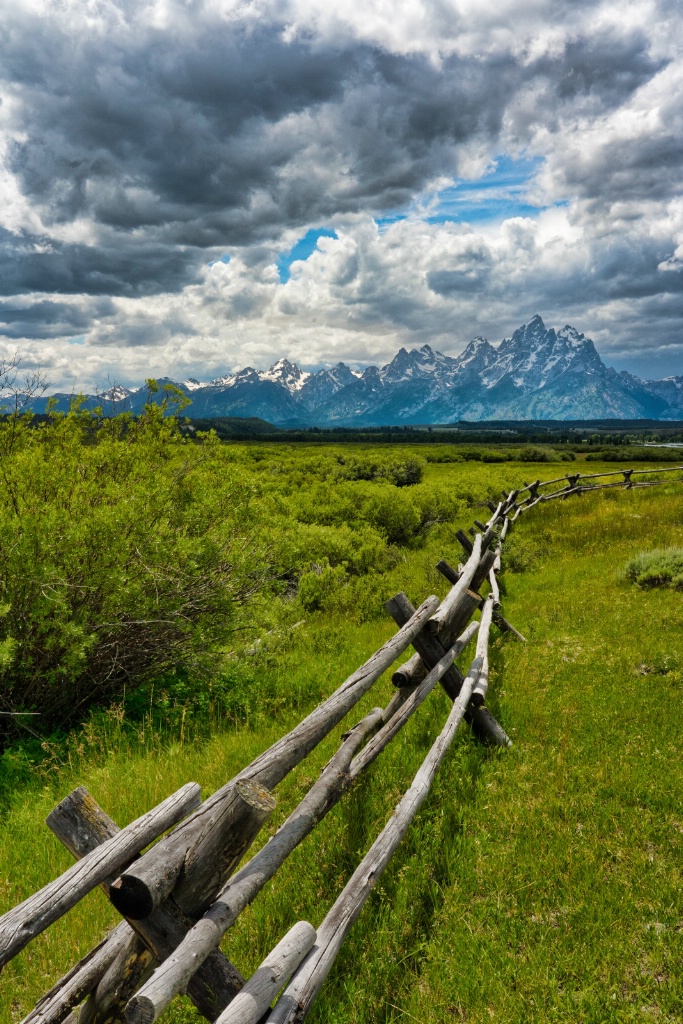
[25,316,683,424]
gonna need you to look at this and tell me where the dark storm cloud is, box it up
[547,31,661,107]
[0,0,676,356]
[3,11,661,245]
[5,30,521,240]
[0,298,114,339]
[0,228,204,296]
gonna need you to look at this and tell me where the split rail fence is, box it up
[1,461,680,1024]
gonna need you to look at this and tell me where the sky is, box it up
[0,0,682,390]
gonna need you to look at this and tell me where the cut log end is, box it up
[110,875,155,921]
[234,778,277,816]
[125,994,155,1024]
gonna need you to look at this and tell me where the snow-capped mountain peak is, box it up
[261,357,311,392]
[98,385,137,402]
[33,317,683,423]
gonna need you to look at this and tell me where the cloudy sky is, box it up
[1,0,682,389]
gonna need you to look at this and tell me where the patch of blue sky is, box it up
[208,253,231,267]
[277,228,338,283]
[375,155,552,230]
[67,335,85,345]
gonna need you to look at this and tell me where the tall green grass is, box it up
[1,460,682,1023]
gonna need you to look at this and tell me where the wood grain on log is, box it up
[73,931,155,1024]
[488,568,500,607]
[235,594,439,794]
[125,709,386,1023]
[214,922,316,1024]
[470,597,494,708]
[492,611,526,643]
[265,652,484,1024]
[108,596,437,924]
[391,651,427,688]
[470,547,497,594]
[0,783,200,970]
[349,623,480,780]
[385,593,463,699]
[631,465,683,476]
[45,788,245,1023]
[486,501,504,527]
[19,923,132,1024]
[385,594,511,747]
[454,529,473,555]
[391,603,479,689]
[109,779,275,920]
[425,535,482,636]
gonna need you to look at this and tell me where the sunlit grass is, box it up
[1,460,681,1023]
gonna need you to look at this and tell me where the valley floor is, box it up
[1,462,682,1023]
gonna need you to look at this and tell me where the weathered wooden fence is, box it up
[1,461,680,1024]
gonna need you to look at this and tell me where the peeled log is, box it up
[266,652,483,1024]
[214,922,316,1024]
[109,779,276,920]
[470,596,494,708]
[385,593,511,747]
[110,597,438,923]
[385,593,464,699]
[0,783,200,970]
[19,922,133,1024]
[425,535,482,636]
[125,710,386,1024]
[46,788,245,1023]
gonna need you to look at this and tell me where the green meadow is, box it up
[0,422,681,1022]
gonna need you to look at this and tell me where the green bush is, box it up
[516,448,573,464]
[0,398,270,735]
[297,561,349,612]
[424,450,464,464]
[623,548,683,589]
[586,447,682,462]
[333,453,425,486]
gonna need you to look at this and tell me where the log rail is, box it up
[1,462,678,1024]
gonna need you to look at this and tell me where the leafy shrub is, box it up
[424,450,464,464]
[408,484,469,532]
[516,448,573,464]
[273,522,392,577]
[479,449,510,463]
[586,447,682,462]
[0,399,271,735]
[297,561,349,612]
[623,548,683,589]
[333,454,425,486]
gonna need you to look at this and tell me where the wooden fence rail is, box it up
[1,462,679,1024]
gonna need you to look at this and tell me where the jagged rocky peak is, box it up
[455,335,497,370]
[99,384,136,401]
[317,361,359,386]
[261,357,311,391]
[381,343,451,382]
[298,360,360,408]
[42,315,682,424]
[557,324,584,346]
[209,367,255,387]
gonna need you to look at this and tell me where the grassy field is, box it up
[1,456,682,1023]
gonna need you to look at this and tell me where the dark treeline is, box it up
[187,417,683,445]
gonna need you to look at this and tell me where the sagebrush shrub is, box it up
[623,548,683,589]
